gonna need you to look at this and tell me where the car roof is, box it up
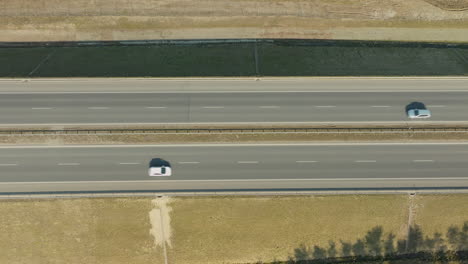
[149,158,171,167]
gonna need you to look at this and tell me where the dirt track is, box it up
[1,0,468,42]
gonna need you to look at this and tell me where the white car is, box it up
[148,166,172,176]
[407,109,431,119]
[148,158,172,176]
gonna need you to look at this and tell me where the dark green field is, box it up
[1,40,467,77]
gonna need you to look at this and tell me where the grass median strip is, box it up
[1,131,468,145]
[1,124,468,144]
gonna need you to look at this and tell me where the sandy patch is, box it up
[149,196,173,248]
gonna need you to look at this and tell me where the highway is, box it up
[1,78,468,193]
[1,78,468,125]
[1,143,468,193]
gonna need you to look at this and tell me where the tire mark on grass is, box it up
[28,49,56,77]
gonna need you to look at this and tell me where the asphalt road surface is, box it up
[1,78,468,125]
[1,143,468,193]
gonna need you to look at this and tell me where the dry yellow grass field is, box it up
[1,0,468,42]
[1,194,467,263]
[168,195,409,263]
[0,198,164,264]
[413,194,468,243]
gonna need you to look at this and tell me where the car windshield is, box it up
[414,110,419,115]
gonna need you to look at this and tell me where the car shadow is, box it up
[149,158,171,168]
[405,101,427,112]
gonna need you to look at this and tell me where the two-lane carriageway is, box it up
[1,78,468,125]
[1,143,468,193]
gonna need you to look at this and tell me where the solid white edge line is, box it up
[2,90,468,94]
[57,163,80,166]
[295,161,318,163]
[2,89,468,94]
[2,121,468,126]
[2,142,468,149]
[87,107,110,109]
[178,161,200,164]
[355,160,377,163]
[202,106,225,109]
[145,107,167,109]
[2,177,468,185]
[413,160,435,162]
[119,163,141,165]
[31,107,53,110]
[0,164,18,166]
[237,161,259,164]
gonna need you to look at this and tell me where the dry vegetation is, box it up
[0,194,468,263]
[414,194,468,237]
[425,0,468,10]
[168,195,409,263]
[0,198,163,264]
[1,131,468,145]
[0,0,467,42]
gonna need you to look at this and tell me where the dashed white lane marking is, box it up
[295,160,318,163]
[146,107,167,109]
[119,162,141,165]
[413,160,434,162]
[178,161,200,164]
[427,105,446,107]
[371,105,391,108]
[88,107,110,110]
[58,163,80,166]
[315,105,336,108]
[32,107,53,110]
[203,106,225,109]
[0,163,18,166]
[259,106,280,109]
[355,160,377,163]
[237,161,259,164]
